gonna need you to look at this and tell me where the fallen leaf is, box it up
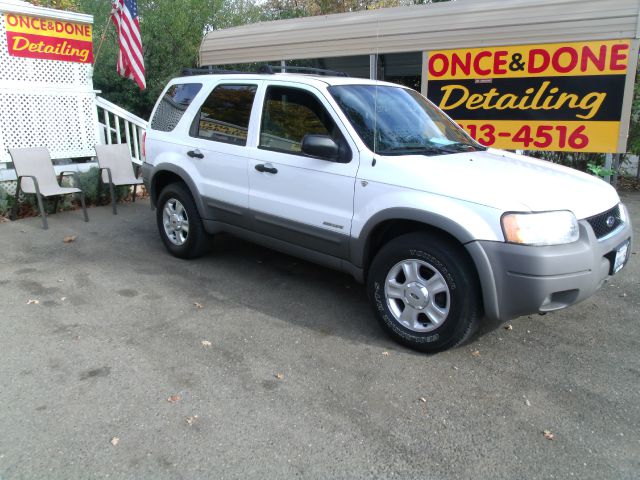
[419,397,427,403]
[504,324,513,331]
[110,437,119,446]
[543,430,555,440]
[186,415,198,426]
[201,340,212,347]
[167,394,182,403]
[382,351,390,356]
[471,350,481,357]
[194,302,204,309]
[274,373,284,380]
[26,299,40,305]
[63,235,77,243]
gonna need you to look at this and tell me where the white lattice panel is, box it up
[0,91,98,160]
[0,7,98,165]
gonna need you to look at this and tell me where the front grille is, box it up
[586,205,622,239]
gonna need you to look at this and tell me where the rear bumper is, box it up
[466,216,633,321]
[141,162,152,192]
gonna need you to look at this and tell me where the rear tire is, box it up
[156,182,211,259]
[367,232,481,353]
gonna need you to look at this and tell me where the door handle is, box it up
[187,149,204,159]
[255,163,278,174]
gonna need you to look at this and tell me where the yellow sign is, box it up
[427,40,632,152]
[4,13,93,63]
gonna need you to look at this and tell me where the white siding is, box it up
[200,0,640,65]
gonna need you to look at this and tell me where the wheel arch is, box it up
[352,208,475,270]
[150,163,211,219]
[352,209,497,320]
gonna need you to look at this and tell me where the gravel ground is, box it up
[0,193,638,480]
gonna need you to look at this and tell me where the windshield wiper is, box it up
[378,144,464,156]
[444,142,486,152]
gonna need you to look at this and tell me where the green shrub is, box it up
[64,167,130,205]
[525,150,605,173]
[0,185,11,216]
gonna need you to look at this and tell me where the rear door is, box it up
[247,82,359,259]
[186,81,261,224]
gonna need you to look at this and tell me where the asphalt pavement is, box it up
[0,193,638,480]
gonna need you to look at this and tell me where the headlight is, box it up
[501,211,579,246]
[619,203,628,224]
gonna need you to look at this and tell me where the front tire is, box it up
[367,233,481,353]
[156,182,211,259]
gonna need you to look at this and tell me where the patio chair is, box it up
[94,143,144,215]
[8,147,89,230]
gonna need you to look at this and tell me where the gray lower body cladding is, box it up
[467,220,633,321]
[141,162,152,194]
[144,162,633,321]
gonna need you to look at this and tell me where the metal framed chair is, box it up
[8,147,89,230]
[94,144,144,215]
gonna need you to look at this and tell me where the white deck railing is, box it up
[96,96,148,164]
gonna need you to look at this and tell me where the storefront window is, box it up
[286,55,370,78]
[377,52,422,91]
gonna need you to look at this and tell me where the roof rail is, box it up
[257,65,349,77]
[181,67,245,76]
[182,65,350,77]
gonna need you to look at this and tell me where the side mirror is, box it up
[301,134,339,161]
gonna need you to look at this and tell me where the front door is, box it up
[248,83,359,259]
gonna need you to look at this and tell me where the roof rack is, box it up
[257,64,349,77]
[181,67,245,76]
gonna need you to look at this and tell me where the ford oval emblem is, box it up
[606,216,615,228]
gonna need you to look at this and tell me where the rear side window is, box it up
[193,84,257,146]
[150,83,202,132]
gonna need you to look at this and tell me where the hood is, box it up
[365,148,619,220]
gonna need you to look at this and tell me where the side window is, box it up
[150,83,202,132]
[259,86,342,155]
[193,84,257,146]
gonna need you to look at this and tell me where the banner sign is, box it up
[426,40,632,152]
[3,13,93,64]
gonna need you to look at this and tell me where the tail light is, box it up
[141,131,146,161]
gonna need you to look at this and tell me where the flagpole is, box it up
[93,14,112,67]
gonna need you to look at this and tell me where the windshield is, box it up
[328,85,484,156]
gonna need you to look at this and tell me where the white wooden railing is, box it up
[96,96,148,164]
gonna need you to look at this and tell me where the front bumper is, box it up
[466,216,633,321]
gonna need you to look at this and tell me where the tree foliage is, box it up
[71,0,260,119]
[626,71,640,156]
[26,0,79,11]
[261,0,450,20]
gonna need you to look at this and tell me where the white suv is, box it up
[142,68,632,352]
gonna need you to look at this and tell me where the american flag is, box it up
[111,0,146,90]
